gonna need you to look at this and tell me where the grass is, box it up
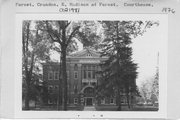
[95,105,131,111]
[23,104,158,111]
[132,105,158,111]
[22,105,84,111]
[95,104,158,111]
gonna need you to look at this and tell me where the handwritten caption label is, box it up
[162,7,175,14]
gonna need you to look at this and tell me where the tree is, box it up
[139,79,152,103]
[22,21,51,110]
[97,21,159,111]
[38,20,101,110]
[39,21,80,110]
[151,66,159,102]
[140,69,159,105]
[76,21,102,49]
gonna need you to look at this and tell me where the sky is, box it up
[131,25,160,86]
[50,23,161,87]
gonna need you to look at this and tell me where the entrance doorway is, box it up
[86,98,93,106]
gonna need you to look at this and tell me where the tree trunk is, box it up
[57,58,62,110]
[125,86,130,109]
[24,89,30,110]
[126,92,130,109]
[23,22,30,110]
[61,45,68,110]
[25,73,30,110]
[117,88,121,111]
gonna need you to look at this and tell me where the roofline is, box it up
[41,62,60,66]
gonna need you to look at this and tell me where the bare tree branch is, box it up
[45,21,62,44]
[66,26,80,45]
[65,21,71,28]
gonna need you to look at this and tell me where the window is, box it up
[48,98,53,104]
[54,85,59,90]
[121,97,127,104]
[54,71,59,80]
[91,82,96,86]
[120,88,123,94]
[74,85,77,94]
[83,82,88,86]
[74,71,78,79]
[74,64,78,71]
[48,85,53,93]
[92,70,95,79]
[88,65,91,70]
[83,65,87,70]
[74,98,78,104]
[88,71,91,79]
[81,98,84,103]
[101,98,105,104]
[48,71,53,80]
[110,98,114,104]
[83,70,87,79]
[87,53,92,57]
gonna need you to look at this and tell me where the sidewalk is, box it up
[83,106,96,111]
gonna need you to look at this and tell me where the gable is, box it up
[68,47,100,58]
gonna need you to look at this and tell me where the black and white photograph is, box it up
[21,17,165,112]
[3,0,180,118]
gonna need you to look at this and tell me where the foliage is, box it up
[36,20,103,110]
[151,67,159,101]
[97,21,159,110]
[76,21,102,49]
[22,20,51,110]
[139,71,159,104]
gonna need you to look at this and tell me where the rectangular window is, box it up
[88,65,91,70]
[48,85,53,93]
[74,85,77,94]
[110,98,114,104]
[54,71,59,80]
[54,85,59,90]
[74,98,78,104]
[92,70,95,79]
[48,98,53,104]
[92,66,95,70]
[121,97,126,104]
[101,98,105,104]
[88,71,91,79]
[74,71,78,79]
[81,98,84,103]
[83,70,87,79]
[48,71,53,80]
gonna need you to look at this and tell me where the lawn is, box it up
[95,105,158,111]
[22,105,84,111]
[95,105,130,111]
[132,105,158,111]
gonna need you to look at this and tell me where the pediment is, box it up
[68,47,100,58]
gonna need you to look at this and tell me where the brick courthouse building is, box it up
[43,48,136,106]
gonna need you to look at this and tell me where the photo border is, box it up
[15,14,168,118]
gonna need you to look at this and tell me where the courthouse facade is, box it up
[43,48,135,106]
